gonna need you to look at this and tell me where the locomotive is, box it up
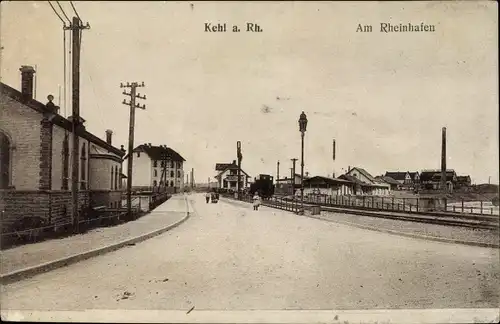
[249,174,275,199]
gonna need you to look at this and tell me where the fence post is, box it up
[453,205,456,212]
[416,198,419,212]
[382,197,385,210]
[462,199,464,213]
[372,196,374,209]
[403,198,406,211]
[391,197,395,210]
[362,196,365,208]
[480,201,483,214]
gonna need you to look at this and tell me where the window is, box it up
[111,167,114,190]
[153,180,157,187]
[119,167,123,188]
[153,160,158,167]
[170,171,174,178]
[170,161,174,168]
[161,161,165,168]
[80,143,87,189]
[0,131,11,189]
[170,180,174,187]
[114,166,119,190]
[154,169,157,177]
[177,170,181,178]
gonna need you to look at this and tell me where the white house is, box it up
[124,143,185,192]
[214,160,250,190]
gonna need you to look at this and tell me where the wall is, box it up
[0,96,42,189]
[129,151,151,187]
[0,190,89,233]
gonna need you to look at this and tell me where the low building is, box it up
[275,173,308,195]
[214,160,250,190]
[456,175,472,189]
[0,66,126,233]
[384,171,420,190]
[420,169,457,192]
[375,175,401,190]
[123,143,185,193]
[338,166,391,195]
[302,176,355,196]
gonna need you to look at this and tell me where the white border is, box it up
[1,309,499,323]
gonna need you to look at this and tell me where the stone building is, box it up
[0,65,126,233]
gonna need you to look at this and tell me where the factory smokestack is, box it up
[441,127,447,193]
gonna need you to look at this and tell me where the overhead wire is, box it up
[69,1,83,23]
[56,1,71,25]
[47,1,66,26]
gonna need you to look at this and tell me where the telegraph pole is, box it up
[121,81,146,219]
[332,139,336,178]
[440,127,447,195]
[291,158,298,196]
[65,17,90,233]
[276,160,280,190]
[237,141,242,199]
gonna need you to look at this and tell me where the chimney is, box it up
[105,129,113,145]
[45,94,60,116]
[20,65,36,99]
[233,160,236,165]
[120,145,126,154]
[348,166,351,172]
[441,127,447,192]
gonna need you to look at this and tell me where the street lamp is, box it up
[298,111,308,214]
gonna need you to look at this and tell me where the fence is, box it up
[0,207,135,250]
[293,194,499,216]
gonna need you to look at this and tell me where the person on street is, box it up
[205,192,210,203]
[253,192,261,210]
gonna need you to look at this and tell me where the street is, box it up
[1,193,498,311]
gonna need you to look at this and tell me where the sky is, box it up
[1,1,498,185]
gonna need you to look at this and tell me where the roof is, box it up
[125,144,185,161]
[420,170,456,182]
[408,172,419,180]
[1,82,125,157]
[376,176,400,185]
[339,174,390,188]
[384,172,408,181]
[215,162,237,171]
[303,176,353,186]
[348,167,376,183]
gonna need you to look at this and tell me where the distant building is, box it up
[375,175,401,190]
[338,166,391,195]
[419,169,457,192]
[302,176,355,196]
[124,143,185,192]
[384,171,420,190]
[275,173,308,195]
[0,66,126,233]
[214,160,250,190]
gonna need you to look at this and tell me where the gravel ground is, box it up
[1,193,498,312]
[0,195,188,275]
[316,211,499,246]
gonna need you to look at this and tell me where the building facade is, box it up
[420,169,457,192]
[0,66,125,232]
[339,167,391,195]
[125,143,185,192]
[384,171,420,190]
[214,160,250,190]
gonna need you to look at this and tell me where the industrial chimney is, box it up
[441,127,447,193]
[20,65,36,99]
[105,130,113,145]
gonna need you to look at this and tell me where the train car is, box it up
[249,174,275,199]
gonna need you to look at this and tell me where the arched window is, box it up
[0,132,11,189]
[153,180,157,187]
[170,180,174,187]
[110,166,114,190]
[80,143,87,189]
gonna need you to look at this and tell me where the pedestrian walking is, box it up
[205,192,210,204]
[253,192,261,210]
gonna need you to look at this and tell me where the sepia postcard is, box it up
[0,1,498,323]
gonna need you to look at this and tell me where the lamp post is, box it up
[298,111,308,214]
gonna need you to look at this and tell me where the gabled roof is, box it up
[347,167,376,183]
[420,170,456,182]
[384,171,408,181]
[1,82,125,157]
[124,144,185,161]
[215,162,237,171]
[408,172,419,180]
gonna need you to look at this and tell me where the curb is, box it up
[222,198,499,249]
[1,197,191,285]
